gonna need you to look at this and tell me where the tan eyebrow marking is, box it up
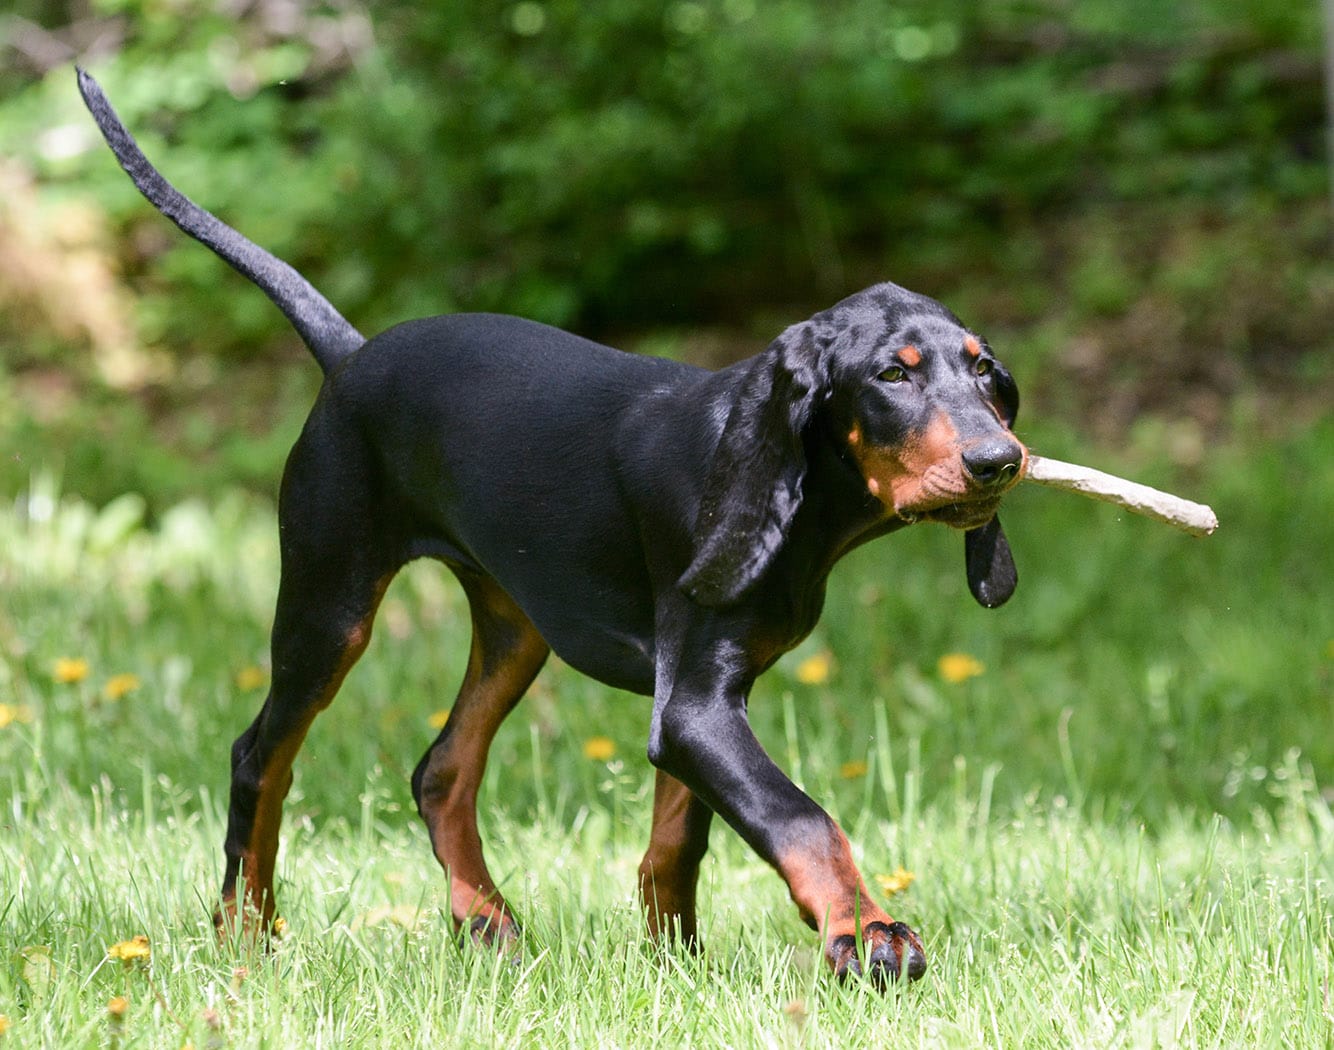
[897,345,922,368]
[963,336,982,358]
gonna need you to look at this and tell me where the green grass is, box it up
[2,421,1332,1047]
[3,756,1331,1047]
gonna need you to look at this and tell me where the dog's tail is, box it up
[76,68,364,375]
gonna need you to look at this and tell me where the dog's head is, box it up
[679,283,1025,608]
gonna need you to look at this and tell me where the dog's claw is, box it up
[827,921,926,987]
[828,933,861,978]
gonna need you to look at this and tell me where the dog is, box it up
[79,68,1026,985]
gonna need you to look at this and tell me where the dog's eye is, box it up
[878,366,908,383]
[974,358,994,377]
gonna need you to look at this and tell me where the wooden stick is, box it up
[1022,454,1219,537]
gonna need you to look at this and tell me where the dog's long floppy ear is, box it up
[679,323,827,607]
[966,355,1020,607]
[965,515,1017,608]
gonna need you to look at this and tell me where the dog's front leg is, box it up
[647,626,926,985]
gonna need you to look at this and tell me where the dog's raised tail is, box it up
[76,68,364,374]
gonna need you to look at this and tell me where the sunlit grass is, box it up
[3,746,1330,1047]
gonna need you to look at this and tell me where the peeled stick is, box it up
[1022,455,1219,537]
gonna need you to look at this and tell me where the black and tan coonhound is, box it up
[80,69,1027,985]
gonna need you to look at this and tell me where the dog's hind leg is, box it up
[638,770,713,949]
[217,567,393,937]
[411,571,550,947]
[216,435,397,938]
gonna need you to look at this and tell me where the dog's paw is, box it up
[827,921,927,987]
[465,912,522,953]
[212,898,281,950]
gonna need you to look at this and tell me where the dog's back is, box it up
[305,312,719,691]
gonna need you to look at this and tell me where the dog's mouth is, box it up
[897,448,1025,530]
[862,442,1024,531]
[903,495,1004,530]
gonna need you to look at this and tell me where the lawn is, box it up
[1,419,1331,1047]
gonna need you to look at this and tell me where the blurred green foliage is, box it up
[5,0,1326,331]
[0,0,1328,504]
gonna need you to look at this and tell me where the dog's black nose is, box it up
[963,440,1024,487]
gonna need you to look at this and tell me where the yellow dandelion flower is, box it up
[52,657,89,684]
[0,704,35,729]
[273,917,288,937]
[235,666,267,691]
[582,736,616,761]
[102,673,141,701]
[794,652,832,685]
[875,867,916,897]
[106,935,151,963]
[106,996,129,1017]
[937,652,985,683]
[839,759,868,779]
[0,1014,10,1034]
[427,708,451,730]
